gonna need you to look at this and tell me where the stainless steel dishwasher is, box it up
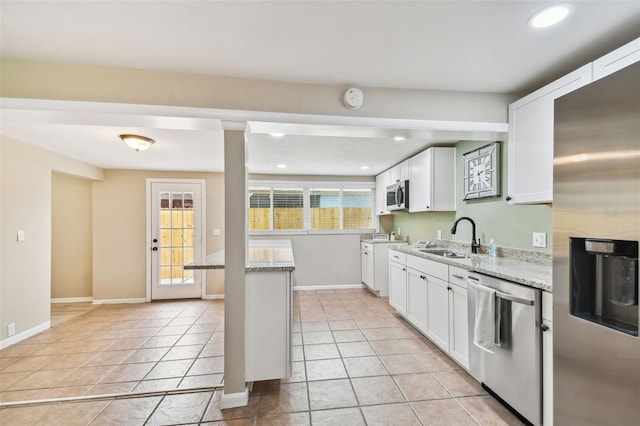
[467,272,542,426]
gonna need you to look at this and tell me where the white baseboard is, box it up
[293,284,364,291]
[218,386,249,409]
[0,321,51,350]
[92,298,147,305]
[51,297,93,304]
[202,294,225,300]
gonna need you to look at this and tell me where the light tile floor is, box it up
[0,289,524,425]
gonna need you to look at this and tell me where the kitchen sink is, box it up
[418,249,468,258]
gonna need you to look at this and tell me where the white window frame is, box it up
[248,180,376,236]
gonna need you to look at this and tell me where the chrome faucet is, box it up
[451,217,480,254]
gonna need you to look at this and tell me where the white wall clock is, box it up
[463,142,501,200]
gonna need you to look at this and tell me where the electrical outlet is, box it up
[397,227,401,236]
[437,229,442,240]
[7,323,15,337]
[533,232,547,248]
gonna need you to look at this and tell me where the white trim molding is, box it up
[203,294,225,300]
[293,284,364,291]
[92,298,147,305]
[51,297,93,304]
[218,386,250,409]
[0,321,51,350]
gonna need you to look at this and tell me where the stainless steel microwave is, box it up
[386,180,409,211]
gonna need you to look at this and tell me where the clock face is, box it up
[463,142,501,200]
[468,155,491,191]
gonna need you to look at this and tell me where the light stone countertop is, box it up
[360,239,409,244]
[391,245,553,292]
[184,239,295,272]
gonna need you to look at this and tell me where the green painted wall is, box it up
[392,140,552,252]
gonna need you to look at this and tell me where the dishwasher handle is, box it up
[466,279,535,306]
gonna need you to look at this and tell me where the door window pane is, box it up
[158,191,196,285]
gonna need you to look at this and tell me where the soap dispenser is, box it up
[489,239,497,257]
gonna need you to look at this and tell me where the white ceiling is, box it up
[1,1,639,175]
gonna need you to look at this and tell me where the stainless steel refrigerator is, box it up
[553,61,640,425]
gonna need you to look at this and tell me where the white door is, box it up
[150,181,204,300]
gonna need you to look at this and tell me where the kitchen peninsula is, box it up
[185,239,295,381]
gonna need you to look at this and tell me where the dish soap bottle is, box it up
[489,239,497,257]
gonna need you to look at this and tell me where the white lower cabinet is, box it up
[388,250,408,316]
[448,268,469,368]
[542,291,553,426]
[245,270,292,381]
[388,253,469,370]
[425,275,449,349]
[361,242,374,289]
[362,242,407,297]
[407,268,428,331]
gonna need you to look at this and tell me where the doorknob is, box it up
[152,247,158,251]
[153,238,158,243]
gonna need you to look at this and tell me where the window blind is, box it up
[247,181,375,233]
[310,188,341,230]
[273,188,304,230]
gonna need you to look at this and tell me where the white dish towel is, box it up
[474,285,496,353]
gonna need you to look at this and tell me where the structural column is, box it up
[221,128,248,407]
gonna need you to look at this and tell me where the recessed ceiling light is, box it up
[529,5,570,29]
[360,165,370,170]
[394,136,406,141]
[276,163,287,169]
[270,132,285,137]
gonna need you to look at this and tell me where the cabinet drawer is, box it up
[389,250,406,265]
[448,266,468,288]
[361,242,373,252]
[407,255,448,281]
[542,291,553,321]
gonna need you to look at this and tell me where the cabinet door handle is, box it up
[506,196,512,201]
[452,274,464,279]
[447,286,452,290]
[402,268,406,271]
[541,324,549,332]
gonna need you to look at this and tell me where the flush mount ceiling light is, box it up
[270,132,285,137]
[360,165,370,170]
[394,136,406,141]
[119,134,155,152]
[276,163,287,169]
[528,4,570,29]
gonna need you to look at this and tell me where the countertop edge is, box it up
[390,246,553,293]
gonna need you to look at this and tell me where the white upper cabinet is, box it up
[409,147,456,212]
[375,169,391,215]
[507,64,592,204]
[593,37,640,81]
[389,159,409,183]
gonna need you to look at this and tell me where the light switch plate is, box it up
[533,232,547,248]
[17,229,25,242]
[7,323,15,337]
[437,230,442,240]
[212,228,221,236]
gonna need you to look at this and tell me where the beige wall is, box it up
[92,170,225,301]
[1,59,515,123]
[0,136,103,342]
[251,234,363,287]
[52,172,93,299]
